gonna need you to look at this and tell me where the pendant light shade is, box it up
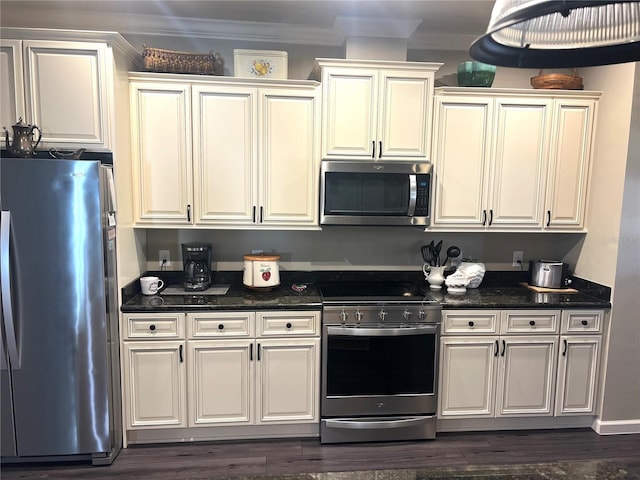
[470,0,640,68]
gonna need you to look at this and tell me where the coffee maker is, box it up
[182,243,212,291]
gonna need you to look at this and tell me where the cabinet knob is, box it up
[218,324,224,330]
[529,320,536,326]
[581,320,588,326]
[468,321,475,327]
[149,324,156,331]
[286,322,292,329]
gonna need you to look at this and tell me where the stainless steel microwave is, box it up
[320,161,432,226]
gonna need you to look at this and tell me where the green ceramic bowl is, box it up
[457,61,496,87]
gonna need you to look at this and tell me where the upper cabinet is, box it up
[129,74,320,229]
[431,88,600,232]
[310,59,441,161]
[1,31,138,151]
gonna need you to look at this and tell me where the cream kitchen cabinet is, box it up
[186,310,320,428]
[311,59,441,161]
[555,310,603,416]
[192,84,320,227]
[121,313,187,429]
[1,34,121,151]
[439,310,559,419]
[129,74,320,228]
[431,88,600,231]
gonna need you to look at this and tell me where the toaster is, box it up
[529,260,572,288]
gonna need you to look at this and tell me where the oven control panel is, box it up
[323,304,441,325]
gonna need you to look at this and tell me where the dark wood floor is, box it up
[2,428,639,479]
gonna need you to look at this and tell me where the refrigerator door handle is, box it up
[1,210,20,369]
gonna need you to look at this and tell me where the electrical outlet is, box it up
[159,249,170,268]
[512,251,523,267]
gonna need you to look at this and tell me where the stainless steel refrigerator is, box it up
[0,157,122,465]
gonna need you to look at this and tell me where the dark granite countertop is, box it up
[120,270,610,313]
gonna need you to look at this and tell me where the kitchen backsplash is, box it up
[144,228,586,273]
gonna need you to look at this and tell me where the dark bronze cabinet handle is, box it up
[501,340,506,357]
[187,204,191,222]
[218,324,224,330]
[252,206,256,223]
[379,141,382,158]
[250,343,253,361]
[581,320,588,326]
[179,344,183,363]
[529,320,536,326]
[547,210,551,227]
[468,321,475,327]
[257,343,261,361]
[286,322,292,329]
[494,340,499,356]
[489,209,493,225]
[562,339,568,356]
[482,210,487,225]
[371,141,376,159]
[260,206,264,223]
[149,324,156,331]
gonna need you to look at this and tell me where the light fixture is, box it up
[470,0,640,68]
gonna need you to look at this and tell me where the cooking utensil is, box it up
[433,240,443,266]
[444,246,461,266]
[420,244,431,264]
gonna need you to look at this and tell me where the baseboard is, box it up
[592,418,640,435]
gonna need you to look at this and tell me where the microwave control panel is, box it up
[415,174,430,216]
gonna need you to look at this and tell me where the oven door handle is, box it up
[326,325,439,336]
[325,417,431,430]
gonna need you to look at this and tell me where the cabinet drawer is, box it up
[187,312,254,338]
[441,310,499,334]
[123,313,185,340]
[562,310,603,334]
[257,311,320,337]
[501,310,560,334]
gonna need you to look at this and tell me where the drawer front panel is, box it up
[442,310,499,334]
[257,311,320,337]
[501,310,560,334]
[188,312,254,338]
[124,314,184,339]
[562,310,603,334]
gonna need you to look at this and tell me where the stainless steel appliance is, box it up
[319,282,441,443]
[182,243,212,291]
[1,157,121,465]
[529,260,572,288]
[320,161,432,226]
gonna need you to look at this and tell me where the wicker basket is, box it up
[531,69,583,90]
[143,45,216,75]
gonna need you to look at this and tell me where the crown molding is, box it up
[333,15,422,39]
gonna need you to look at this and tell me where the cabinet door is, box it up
[256,339,320,424]
[259,88,320,226]
[0,39,25,137]
[123,341,186,428]
[378,70,433,160]
[187,340,254,426]
[438,337,499,418]
[23,40,110,149]
[432,96,493,227]
[496,336,557,416]
[321,68,378,158]
[544,99,596,229]
[130,82,193,224]
[192,85,257,225]
[555,335,601,415]
[488,98,551,228]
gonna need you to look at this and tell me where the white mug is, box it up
[140,276,164,295]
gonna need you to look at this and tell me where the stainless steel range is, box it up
[319,282,442,444]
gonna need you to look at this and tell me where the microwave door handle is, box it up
[408,175,417,216]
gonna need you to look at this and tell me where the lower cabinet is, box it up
[438,309,603,420]
[121,310,320,434]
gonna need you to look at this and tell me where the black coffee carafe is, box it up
[182,243,212,291]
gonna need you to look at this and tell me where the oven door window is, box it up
[324,172,409,216]
[326,331,436,396]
